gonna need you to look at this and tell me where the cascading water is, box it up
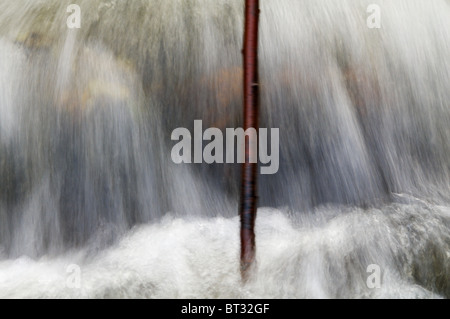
[0,0,449,298]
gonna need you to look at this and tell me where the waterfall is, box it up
[0,0,449,298]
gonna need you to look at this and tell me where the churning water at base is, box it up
[0,0,449,298]
[1,203,449,299]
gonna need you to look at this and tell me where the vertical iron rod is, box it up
[240,0,260,279]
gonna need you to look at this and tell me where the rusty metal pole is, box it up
[240,0,260,279]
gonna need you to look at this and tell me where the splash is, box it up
[0,0,449,298]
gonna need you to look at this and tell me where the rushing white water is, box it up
[0,203,449,299]
[0,0,449,298]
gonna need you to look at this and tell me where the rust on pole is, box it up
[240,0,260,279]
